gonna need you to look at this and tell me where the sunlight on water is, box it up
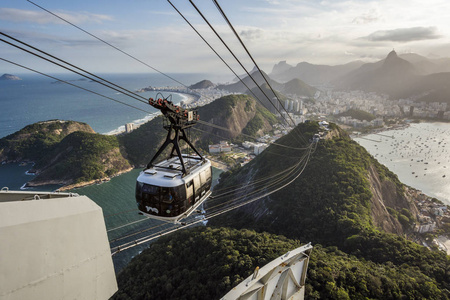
[354,122,450,205]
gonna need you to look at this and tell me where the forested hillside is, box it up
[113,122,449,299]
[209,122,450,296]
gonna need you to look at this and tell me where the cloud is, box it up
[363,27,442,42]
[240,28,263,41]
[352,10,381,24]
[0,8,113,25]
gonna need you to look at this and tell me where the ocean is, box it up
[354,122,450,206]
[0,72,229,271]
[0,72,229,138]
[2,73,450,270]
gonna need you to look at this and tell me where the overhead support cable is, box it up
[211,0,304,143]
[167,0,297,135]
[196,120,309,150]
[186,0,292,123]
[183,0,306,144]
[165,0,287,122]
[0,57,152,114]
[26,0,191,90]
[110,145,313,255]
[0,32,148,104]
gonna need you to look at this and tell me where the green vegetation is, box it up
[0,120,131,185]
[113,227,449,300]
[283,78,317,97]
[112,227,303,300]
[0,120,93,161]
[337,109,376,121]
[119,116,166,167]
[307,244,447,300]
[34,131,130,184]
[210,122,450,296]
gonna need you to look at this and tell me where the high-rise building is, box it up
[125,123,134,133]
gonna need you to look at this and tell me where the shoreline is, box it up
[104,91,198,136]
[353,121,450,206]
[58,167,135,191]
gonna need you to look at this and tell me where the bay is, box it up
[0,72,229,138]
[354,122,450,205]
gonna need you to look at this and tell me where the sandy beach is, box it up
[437,236,450,255]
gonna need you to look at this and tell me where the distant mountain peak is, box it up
[388,49,397,58]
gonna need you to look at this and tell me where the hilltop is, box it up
[0,94,279,188]
[217,70,283,94]
[0,120,95,163]
[121,94,277,167]
[0,120,132,188]
[189,79,214,89]
[113,122,450,299]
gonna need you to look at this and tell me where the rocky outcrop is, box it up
[197,94,275,141]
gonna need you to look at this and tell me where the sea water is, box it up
[354,122,450,205]
[0,72,230,271]
[0,72,228,138]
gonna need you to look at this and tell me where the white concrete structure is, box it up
[0,190,117,300]
[125,123,134,133]
[209,141,232,153]
[254,143,269,155]
[221,243,313,300]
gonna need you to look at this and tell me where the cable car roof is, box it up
[137,156,211,188]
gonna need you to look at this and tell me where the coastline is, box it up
[437,236,450,255]
[353,121,450,206]
[58,166,134,191]
[104,91,197,136]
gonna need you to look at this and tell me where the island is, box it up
[0,73,21,81]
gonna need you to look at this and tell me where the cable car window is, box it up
[186,180,193,188]
[142,184,159,195]
[161,187,174,204]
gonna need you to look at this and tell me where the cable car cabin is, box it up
[135,155,212,223]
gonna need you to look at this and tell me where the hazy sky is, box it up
[1,0,450,77]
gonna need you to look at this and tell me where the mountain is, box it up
[335,50,450,103]
[282,78,318,97]
[217,70,282,94]
[208,122,449,294]
[196,94,277,146]
[112,122,450,299]
[119,94,277,167]
[0,120,132,188]
[0,73,21,80]
[270,60,293,76]
[189,80,214,89]
[335,50,418,97]
[399,53,450,75]
[0,94,277,187]
[244,83,284,114]
[27,131,132,188]
[217,71,317,114]
[270,60,365,85]
[336,108,376,121]
[0,120,95,163]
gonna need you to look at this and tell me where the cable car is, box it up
[135,95,212,223]
[136,155,212,222]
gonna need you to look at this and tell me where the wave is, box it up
[104,111,161,135]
